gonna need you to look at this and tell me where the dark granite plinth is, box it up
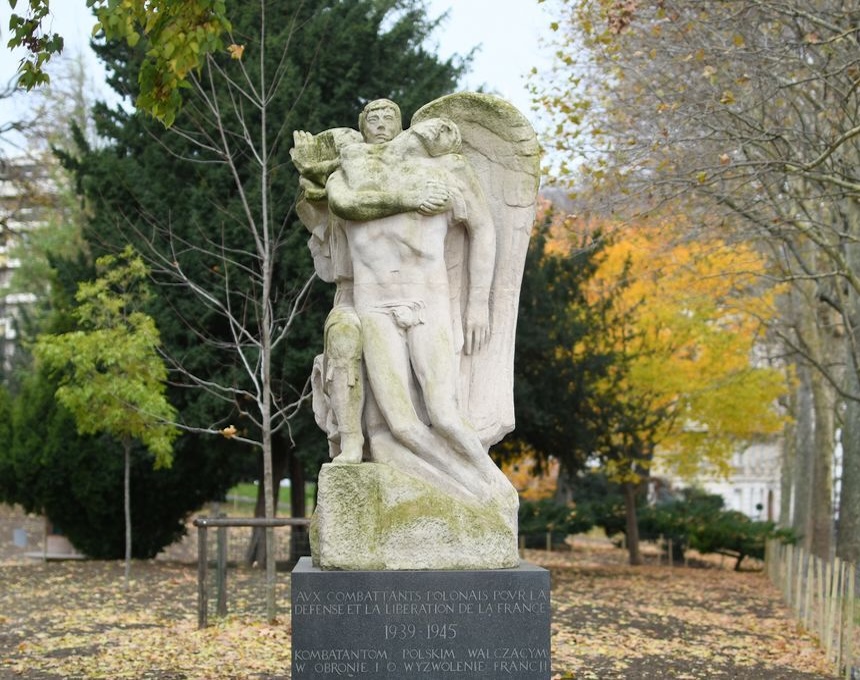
[290,557,550,679]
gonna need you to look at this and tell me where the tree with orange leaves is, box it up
[577,215,786,564]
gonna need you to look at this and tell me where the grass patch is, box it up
[223,481,316,517]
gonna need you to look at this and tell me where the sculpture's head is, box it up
[412,117,462,157]
[359,99,402,144]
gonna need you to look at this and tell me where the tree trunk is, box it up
[780,364,800,528]
[290,450,307,519]
[792,365,816,543]
[809,365,834,559]
[245,442,288,566]
[780,413,796,529]
[837,216,860,563]
[123,438,132,588]
[622,481,642,566]
[289,449,308,564]
[839,393,860,563]
[790,267,834,559]
[553,461,576,505]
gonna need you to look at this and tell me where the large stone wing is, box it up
[412,93,540,447]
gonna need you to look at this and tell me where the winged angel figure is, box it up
[291,93,539,523]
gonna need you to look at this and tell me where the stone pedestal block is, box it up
[311,463,518,570]
[291,557,551,679]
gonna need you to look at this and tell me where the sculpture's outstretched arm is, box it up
[326,172,453,222]
[290,127,364,194]
[290,130,341,188]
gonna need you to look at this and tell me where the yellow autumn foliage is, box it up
[569,215,787,480]
[502,452,560,501]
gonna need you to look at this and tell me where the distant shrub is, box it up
[567,470,628,539]
[518,498,594,549]
[0,370,242,559]
[639,488,797,570]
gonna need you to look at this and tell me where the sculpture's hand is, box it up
[299,176,327,202]
[464,301,490,355]
[290,130,319,175]
[416,179,451,215]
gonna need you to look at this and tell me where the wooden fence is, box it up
[193,516,311,628]
[765,540,858,679]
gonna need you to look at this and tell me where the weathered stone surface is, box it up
[311,463,519,570]
[292,94,538,572]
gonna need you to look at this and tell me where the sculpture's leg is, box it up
[405,315,519,520]
[359,311,489,490]
[406,316,494,468]
[358,307,509,509]
[324,307,365,464]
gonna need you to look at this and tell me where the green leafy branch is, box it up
[6,0,232,125]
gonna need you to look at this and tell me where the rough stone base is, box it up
[291,557,551,679]
[311,463,519,570]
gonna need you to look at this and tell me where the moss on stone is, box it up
[313,462,518,570]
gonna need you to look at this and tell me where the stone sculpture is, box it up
[291,93,540,569]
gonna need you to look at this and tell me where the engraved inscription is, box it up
[292,648,390,676]
[291,561,551,678]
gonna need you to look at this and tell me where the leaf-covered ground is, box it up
[540,541,838,679]
[0,508,840,679]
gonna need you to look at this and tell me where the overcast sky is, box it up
[0,1,554,141]
[425,0,553,117]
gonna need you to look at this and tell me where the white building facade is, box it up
[0,157,59,368]
[659,440,783,522]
